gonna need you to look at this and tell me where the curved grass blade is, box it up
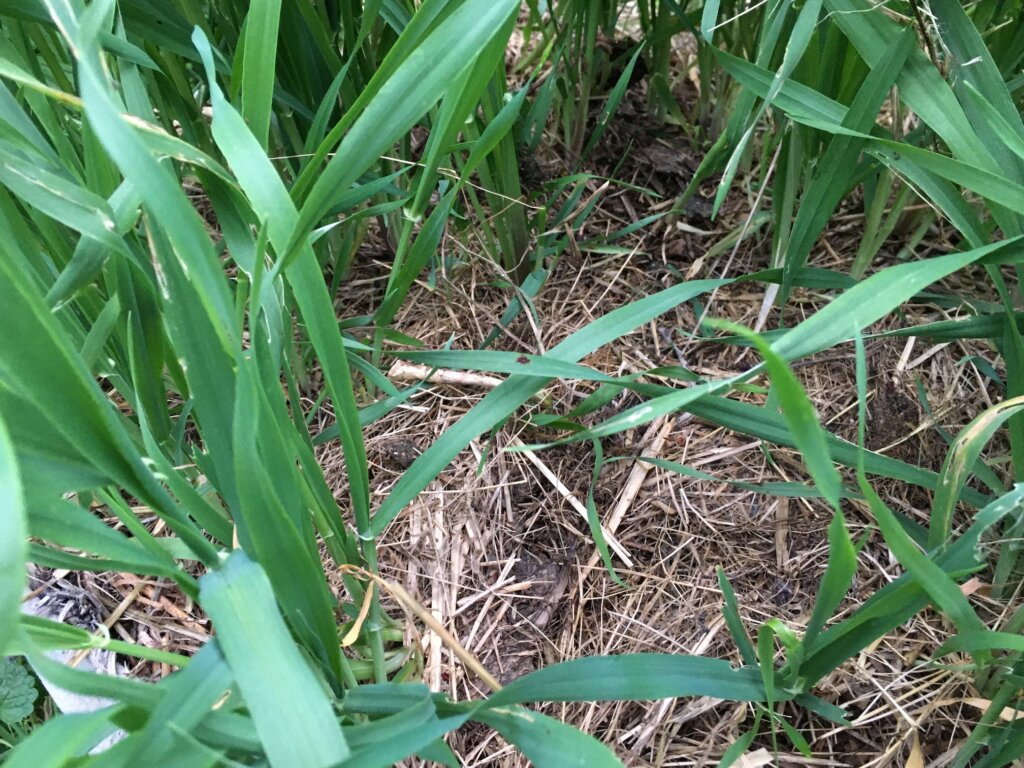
[931,396,1024,548]
[714,321,841,509]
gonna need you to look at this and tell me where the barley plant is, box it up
[3,0,1024,765]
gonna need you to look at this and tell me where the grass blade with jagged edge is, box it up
[200,551,350,768]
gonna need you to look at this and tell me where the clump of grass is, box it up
[3,0,1024,765]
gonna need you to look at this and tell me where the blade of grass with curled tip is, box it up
[930,397,1024,548]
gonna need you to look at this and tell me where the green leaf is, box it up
[120,642,234,766]
[937,630,1024,657]
[931,396,1024,548]
[780,29,916,297]
[858,477,989,659]
[337,692,470,768]
[372,279,731,535]
[290,0,521,246]
[771,241,1023,363]
[799,485,1024,686]
[799,512,856,654]
[717,568,757,667]
[200,551,350,767]
[713,321,842,509]
[0,658,37,724]
[240,0,282,149]
[0,408,27,657]
[487,654,771,707]
[2,708,121,767]
[474,706,624,768]
[392,350,617,381]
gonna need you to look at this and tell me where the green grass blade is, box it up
[474,707,624,768]
[392,350,617,381]
[2,709,122,767]
[487,654,772,706]
[858,476,989,655]
[717,567,758,666]
[240,0,281,150]
[200,551,350,767]
[289,0,520,248]
[800,485,1024,685]
[716,321,842,508]
[780,29,915,295]
[0,409,27,655]
[771,241,1022,362]
[930,397,1024,548]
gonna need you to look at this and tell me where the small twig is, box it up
[388,361,549,403]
